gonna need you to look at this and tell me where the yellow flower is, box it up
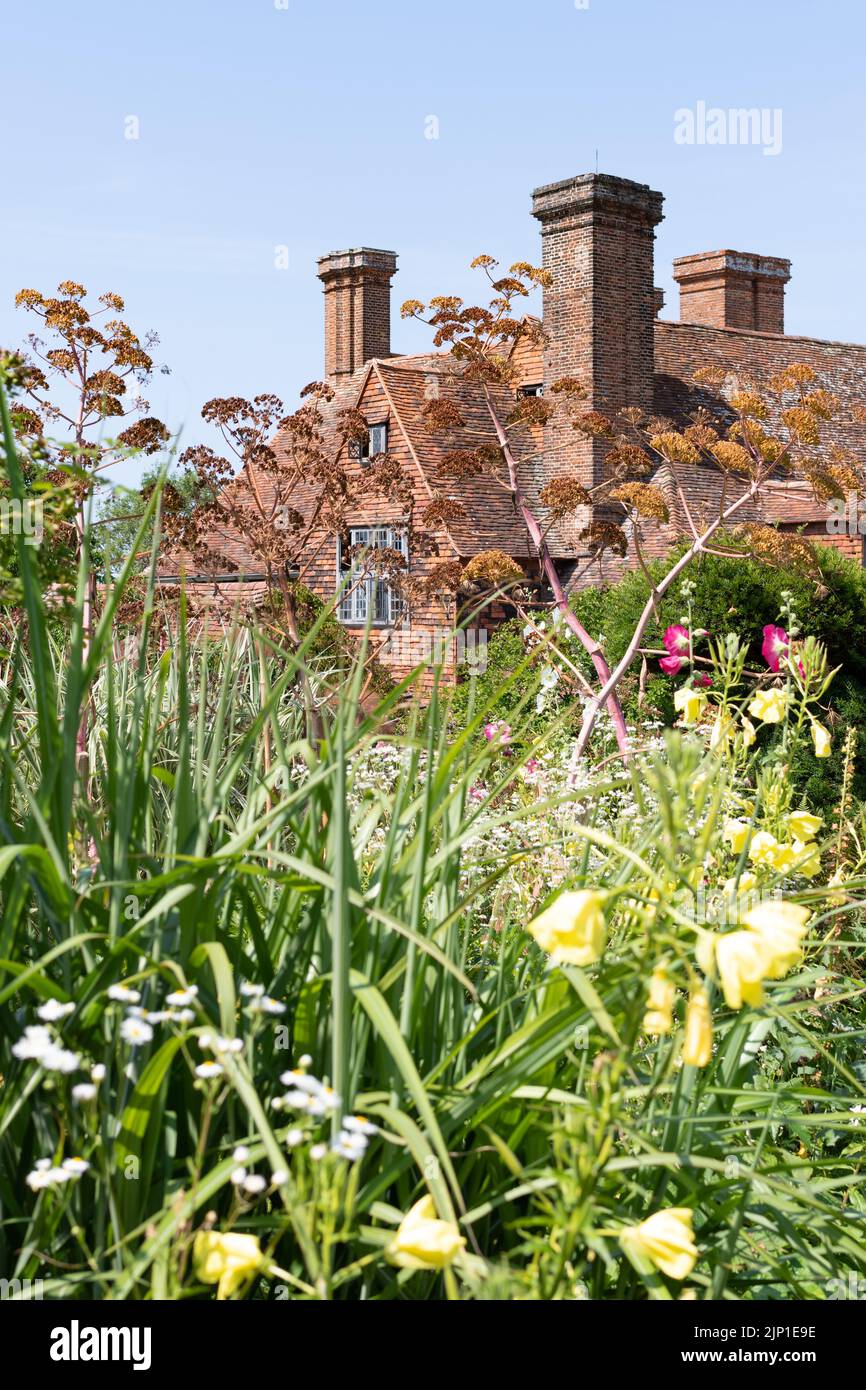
[810,719,831,758]
[792,839,821,879]
[674,686,707,725]
[742,900,810,978]
[723,818,750,855]
[682,988,713,1067]
[748,830,779,865]
[710,715,732,750]
[768,841,797,873]
[643,964,675,1035]
[722,870,758,898]
[527,889,606,966]
[740,716,757,747]
[827,869,848,906]
[715,930,770,1009]
[193,1230,263,1300]
[619,1208,698,1281]
[386,1195,466,1271]
[748,688,787,724]
[788,811,822,842]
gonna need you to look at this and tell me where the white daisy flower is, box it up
[37,999,75,1022]
[195,1061,223,1080]
[230,1166,247,1186]
[232,1145,250,1163]
[12,1025,54,1062]
[331,1131,367,1161]
[342,1115,378,1137]
[270,1169,288,1186]
[297,1053,313,1067]
[61,1157,90,1175]
[309,1143,328,1162]
[246,995,285,1015]
[91,1064,106,1083]
[125,1006,148,1019]
[120,1018,153,1047]
[145,1011,172,1024]
[239,981,264,998]
[71,1083,97,1103]
[242,1174,267,1195]
[280,1089,315,1111]
[278,1069,322,1094]
[26,1166,70,1191]
[41,1044,81,1074]
[285,1128,304,1147]
[169,1008,196,1024]
[165,986,198,1007]
[108,984,141,1004]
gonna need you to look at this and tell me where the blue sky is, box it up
[2,0,864,479]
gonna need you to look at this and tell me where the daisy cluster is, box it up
[271,1057,378,1163]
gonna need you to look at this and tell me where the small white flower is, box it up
[239,981,264,998]
[309,1143,328,1162]
[281,1089,315,1111]
[125,1006,148,1019]
[279,1069,322,1094]
[232,1145,250,1163]
[230,1166,247,1186]
[195,1060,224,1080]
[71,1083,97,1103]
[26,1165,72,1191]
[61,1157,90,1176]
[270,1169,288,1186]
[331,1131,367,1160]
[12,1025,54,1061]
[285,1128,304,1147]
[215,1036,243,1054]
[247,995,285,1015]
[169,1008,196,1024]
[165,986,198,1007]
[37,999,75,1022]
[91,1064,106,1083]
[242,1174,267,1195]
[120,1018,153,1047]
[342,1115,378,1137]
[108,984,141,1004]
[41,1044,81,1074]
[145,1010,171,1024]
[298,1053,312,1068]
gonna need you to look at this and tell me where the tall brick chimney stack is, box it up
[317,247,398,379]
[531,174,664,497]
[672,251,791,334]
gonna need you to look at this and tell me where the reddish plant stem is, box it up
[483,388,631,760]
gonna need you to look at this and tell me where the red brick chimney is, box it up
[317,247,398,379]
[531,173,664,493]
[672,251,791,334]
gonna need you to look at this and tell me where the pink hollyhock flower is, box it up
[694,673,713,688]
[659,653,684,675]
[664,625,690,655]
[483,721,512,745]
[761,624,789,672]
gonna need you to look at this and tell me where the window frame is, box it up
[336,524,408,627]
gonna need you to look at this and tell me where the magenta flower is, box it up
[483,721,512,745]
[664,624,690,655]
[761,624,789,672]
[659,653,684,675]
[694,672,713,688]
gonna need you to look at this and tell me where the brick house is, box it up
[161,172,866,679]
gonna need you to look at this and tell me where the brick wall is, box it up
[317,248,398,379]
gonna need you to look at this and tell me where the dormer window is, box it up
[350,421,389,465]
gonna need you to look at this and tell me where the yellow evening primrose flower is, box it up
[643,964,676,1036]
[722,870,758,898]
[715,930,770,1009]
[768,841,798,874]
[386,1195,466,1271]
[748,688,787,724]
[748,830,779,866]
[788,811,822,842]
[792,840,821,879]
[810,719,831,758]
[723,818,750,855]
[674,686,708,725]
[740,716,757,747]
[619,1208,698,1281]
[193,1230,263,1301]
[527,889,606,966]
[682,988,713,1068]
[742,901,810,978]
